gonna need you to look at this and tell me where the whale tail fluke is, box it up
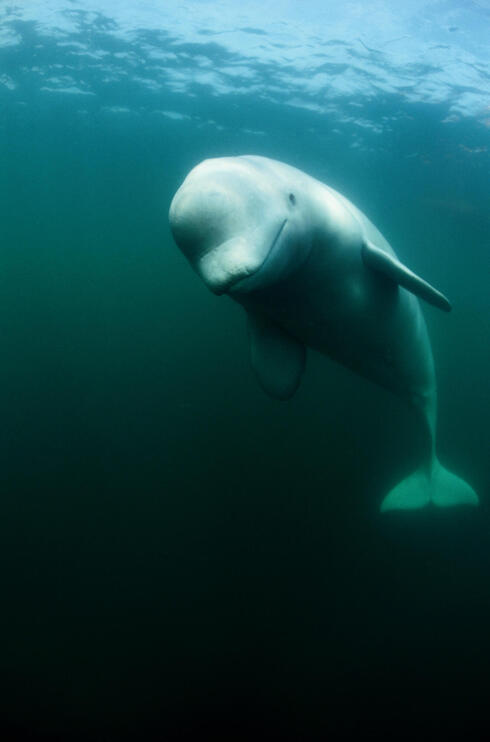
[380,460,479,512]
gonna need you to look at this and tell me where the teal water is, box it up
[0,2,489,738]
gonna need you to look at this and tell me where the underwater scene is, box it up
[0,1,489,738]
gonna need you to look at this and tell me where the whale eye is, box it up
[288,193,296,205]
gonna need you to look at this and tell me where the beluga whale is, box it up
[169,155,478,512]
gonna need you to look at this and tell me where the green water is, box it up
[0,3,489,738]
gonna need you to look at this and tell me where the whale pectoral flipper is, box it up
[247,311,306,400]
[362,239,452,312]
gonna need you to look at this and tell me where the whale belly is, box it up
[239,261,435,404]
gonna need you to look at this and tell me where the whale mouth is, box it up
[226,217,288,295]
[196,217,288,295]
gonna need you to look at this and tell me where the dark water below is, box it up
[0,5,489,739]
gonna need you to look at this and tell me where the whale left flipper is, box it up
[247,311,306,400]
[362,239,452,312]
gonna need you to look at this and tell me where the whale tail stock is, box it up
[380,458,479,512]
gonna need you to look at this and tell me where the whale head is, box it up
[169,156,311,295]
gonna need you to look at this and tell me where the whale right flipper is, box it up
[362,239,452,312]
[247,311,306,400]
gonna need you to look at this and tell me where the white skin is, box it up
[169,155,437,465]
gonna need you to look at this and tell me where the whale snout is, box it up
[196,235,258,294]
[195,218,289,295]
[169,184,260,293]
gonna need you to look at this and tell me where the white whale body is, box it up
[169,155,478,512]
